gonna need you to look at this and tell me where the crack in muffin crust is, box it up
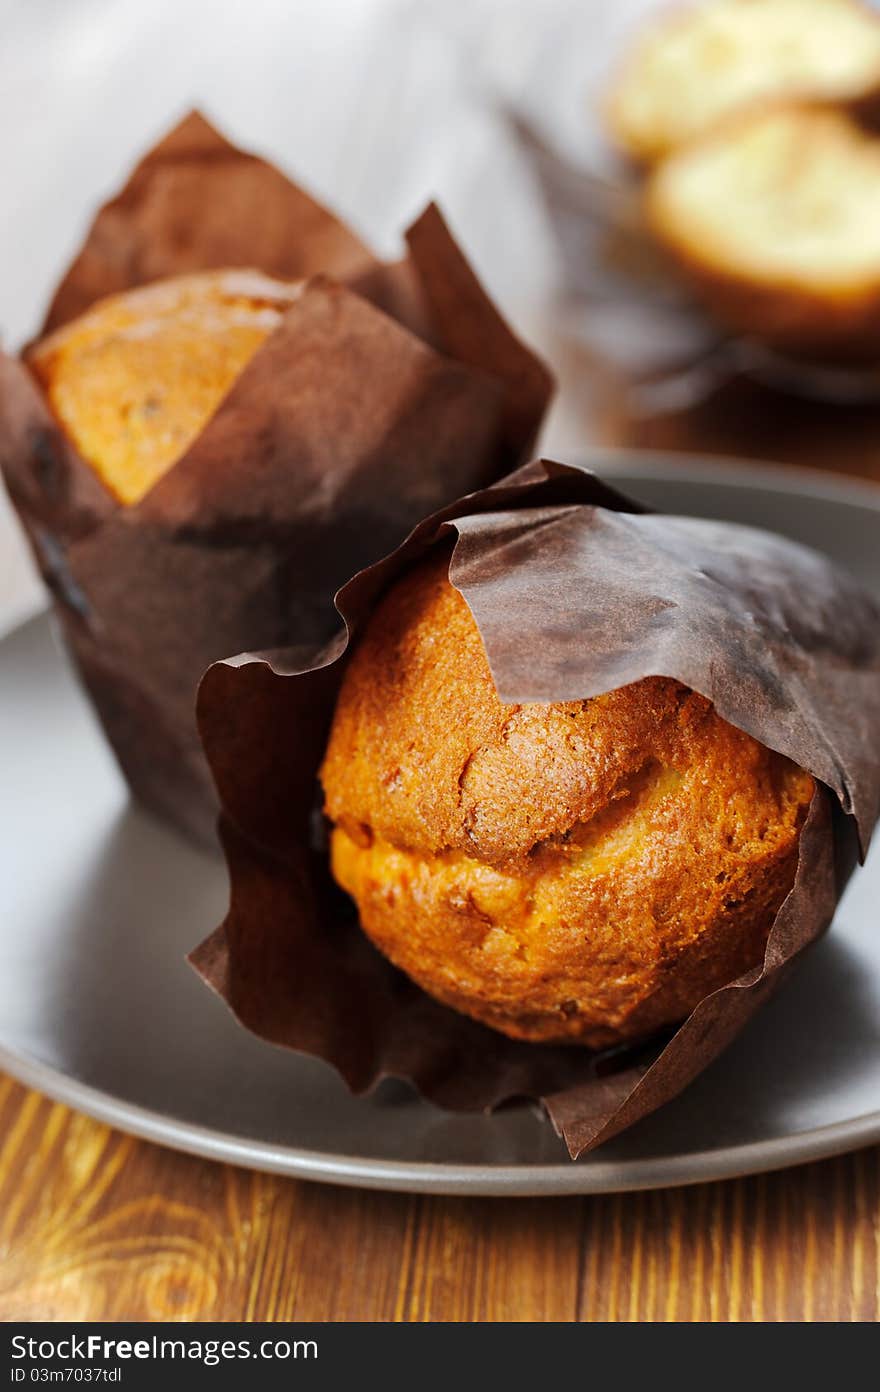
[321,550,815,1046]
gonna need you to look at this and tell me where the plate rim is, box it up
[3,1036,879,1195]
[4,449,880,1195]
[573,445,880,509]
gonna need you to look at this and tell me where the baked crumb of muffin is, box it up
[321,551,815,1046]
[27,270,302,505]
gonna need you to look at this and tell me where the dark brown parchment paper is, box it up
[0,112,553,843]
[193,458,880,1158]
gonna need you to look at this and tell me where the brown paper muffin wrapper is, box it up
[514,113,880,476]
[0,112,553,843]
[193,458,880,1158]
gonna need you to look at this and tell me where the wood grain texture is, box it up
[0,1075,876,1321]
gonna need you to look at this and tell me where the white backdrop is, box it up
[0,0,653,628]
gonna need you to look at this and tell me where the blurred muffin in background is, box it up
[645,104,880,355]
[608,0,880,163]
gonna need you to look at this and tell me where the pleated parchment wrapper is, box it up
[0,111,553,844]
[514,112,880,477]
[192,458,880,1158]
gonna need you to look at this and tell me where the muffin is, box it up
[27,269,303,505]
[607,0,880,163]
[645,104,880,355]
[320,550,816,1048]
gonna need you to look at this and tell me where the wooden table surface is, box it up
[0,1074,876,1321]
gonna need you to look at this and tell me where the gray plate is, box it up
[2,454,879,1195]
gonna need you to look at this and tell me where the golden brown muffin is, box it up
[27,269,302,505]
[320,551,815,1048]
[645,104,880,355]
[607,0,880,164]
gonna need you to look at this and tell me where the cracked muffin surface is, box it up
[320,549,815,1046]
